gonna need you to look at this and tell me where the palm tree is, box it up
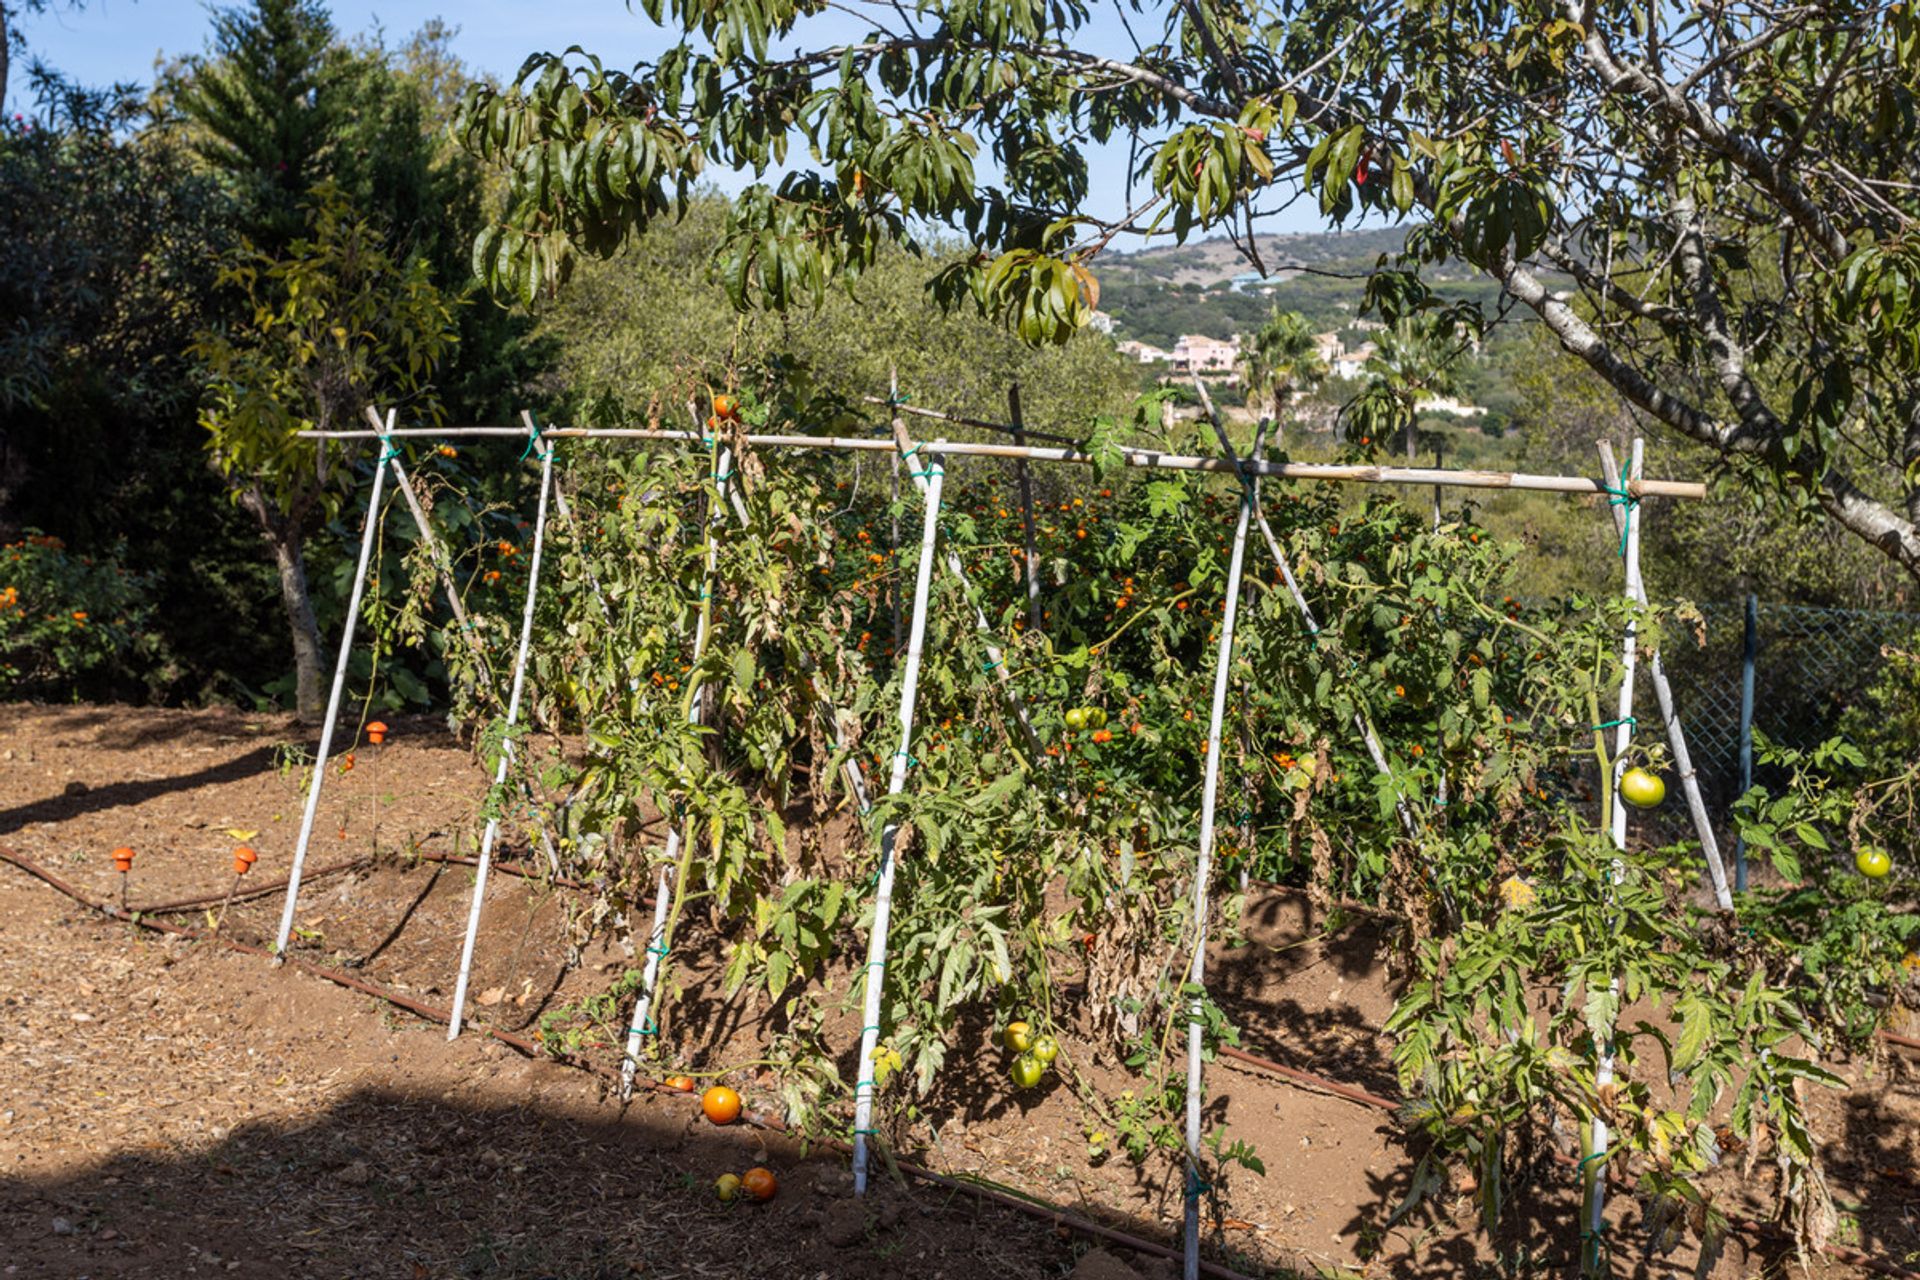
[1239,309,1327,421]
[1366,315,1461,460]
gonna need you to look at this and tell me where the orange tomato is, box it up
[701,1085,742,1125]
[663,1075,695,1093]
[740,1166,778,1201]
[713,394,739,420]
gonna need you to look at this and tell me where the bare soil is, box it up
[2,704,1916,1279]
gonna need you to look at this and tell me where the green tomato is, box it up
[1003,1020,1033,1053]
[1030,1035,1059,1065]
[1857,847,1893,879]
[1010,1054,1045,1090]
[1064,708,1088,732]
[1619,767,1666,809]
[1085,707,1108,730]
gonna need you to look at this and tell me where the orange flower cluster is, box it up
[0,585,18,611]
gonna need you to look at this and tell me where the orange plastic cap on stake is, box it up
[235,846,258,866]
[233,857,251,876]
[366,721,389,745]
[111,846,135,872]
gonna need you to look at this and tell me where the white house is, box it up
[1088,310,1116,335]
[1169,333,1240,374]
[1116,339,1170,364]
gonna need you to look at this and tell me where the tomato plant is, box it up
[389,377,1850,1266]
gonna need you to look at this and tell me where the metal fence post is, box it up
[1734,593,1757,892]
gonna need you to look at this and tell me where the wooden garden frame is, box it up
[291,408,1714,1280]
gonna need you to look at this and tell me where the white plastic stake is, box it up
[852,444,947,1194]
[1586,437,1643,1268]
[1597,442,1733,910]
[275,409,397,958]
[447,435,556,1038]
[887,415,1043,757]
[619,442,732,1096]
[1183,475,1255,1280]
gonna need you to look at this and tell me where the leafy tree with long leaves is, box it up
[194,188,457,720]
[455,0,1920,583]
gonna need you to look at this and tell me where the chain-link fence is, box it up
[1662,600,1920,811]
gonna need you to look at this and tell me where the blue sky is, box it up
[11,0,1338,240]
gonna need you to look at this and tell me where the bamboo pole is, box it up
[852,442,948,1195]
[1007,382,1043,630]
[371,407,563,874]
[1187,375,1422,845]
[293,427,1709,500]
[618,438,729,1096]
[856,394,1084,446]
[367,406,493,688]
[1183,460,1256,1280]
[523,411,614,627]
[1584,437,1643,1273]
[447,434,557,1038]
[1596,442,1733,911]
[886,414,1044,758]
[275,410,397,958]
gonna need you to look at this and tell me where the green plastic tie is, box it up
[378,442,401,463]
[1591,717,1636,731]
[908,466,943,479]
[900,443,922,460]
[632,1018,658,1036]
[646,944,670,956]
[853,1127,880,1135]
[520,428,552,463]
[894,751,917,767]
[1577,1150,1608,1173]
[886,392,913,407]
[982,658,1001,671]
[855,1078,877,1089]
[1184,1170,1213,1203]
[1602,482,1637,557]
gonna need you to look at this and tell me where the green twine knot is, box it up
[520,429,552,463]
[1577,1150,1608,1173]
[1184,1170,1213,1203]
[631,1018,658,1036]
[886,392,912,407]
[908,465,943,480]
[1601,482,1637,557]
[378,442,401,462]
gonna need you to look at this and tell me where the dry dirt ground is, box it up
[2,704,1917,1280]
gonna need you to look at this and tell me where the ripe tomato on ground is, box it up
[701,1085,742,1125]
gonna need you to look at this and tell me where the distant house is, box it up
[1116,339,1170,364]
[1228,270,1266,292]
[1330,342,1376,380]
[1170,333,1240,374]
[1088,310,1116,335]
[1419,395,1487,418]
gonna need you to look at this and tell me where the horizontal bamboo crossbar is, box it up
[295,426,1708,499]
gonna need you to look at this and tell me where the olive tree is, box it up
[454,0,1920,583]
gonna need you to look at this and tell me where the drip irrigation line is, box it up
[1215,1046,1401,1112]
[3,842,1917,1280]
[131,858,371,914]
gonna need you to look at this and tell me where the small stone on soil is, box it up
[1068,1247,1142,1280]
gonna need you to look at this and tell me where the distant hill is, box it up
[1093,225,1507,350]
[1101,226,1412,288]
